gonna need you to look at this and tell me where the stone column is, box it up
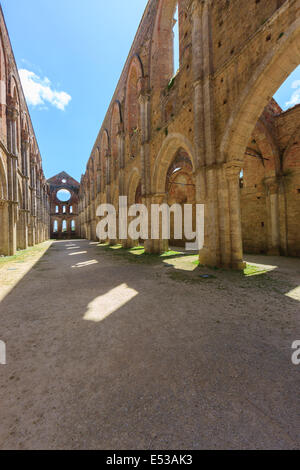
[225,162,246,270]
[265,177,280,256]
[0,200,10,255]
[139,87,151,196]
[191,1,205,171]
[105,150,111,204]
[144,193,168,254]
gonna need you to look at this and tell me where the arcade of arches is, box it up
[79,0,300,269]
[1,0,300,269]
[0,8,49,257]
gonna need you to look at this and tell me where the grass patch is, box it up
[0,242,51,267]
[243,263,268,276]
[97,243,183,265]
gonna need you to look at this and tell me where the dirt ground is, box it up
[0,239,299,450]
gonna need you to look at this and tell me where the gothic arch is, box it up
[0,151,7,200]
[221,15,300,163]
[283,125,300,170]
[150,0,180,89]
[251,118,280,177]
[100,129,109,190]
[127,167,141,206]
[125,54,144,133]
[152,133,196,194]
[111,100,122,181]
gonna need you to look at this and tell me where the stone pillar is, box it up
[7,155,18,256]
[191,1,205,172]
[144,193,168,254]
[139,88,151,196]
[17,209,28,250]
[105,150,111,204]
[0,200,10,255]
[265,177,280,256]
[225,162,246,270]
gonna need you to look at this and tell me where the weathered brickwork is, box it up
[48,172,79,239]
[79,0,300,268]
[0,6,49,256]
[241,101,300,256]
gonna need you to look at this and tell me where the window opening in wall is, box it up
[53,221,58,233]
[55,205,59,213]
[173,3,180,74]
[273,65,300,111]
[57,189,71,202]
[63,205,66,213]
[62,220,67,232]
[71,220,75,232]
[70,206,73,214]
[239,169,244,188]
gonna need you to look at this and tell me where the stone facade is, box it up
[241,100,300,257]
[75,0,300,268]
[0,6,49,256]
[48,172,79,239]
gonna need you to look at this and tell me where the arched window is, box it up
[126,56,143,161]
[173,3,179,74]
[111,101,122,180]
[151,0,182,88]
[100,130,109,188]
[53,220,58,233]
[70,205,73,214]
[126,56,143,134]
[63,205,66,213]
[71,220,76,232]
[95,147,101,193]
[55,205,59,213]
[62,220,67,232]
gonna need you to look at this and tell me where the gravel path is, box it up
[0,239,299,449]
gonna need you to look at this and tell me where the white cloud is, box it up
[285,80,300,109]
[18,69,71,111]
[291,80,300,89]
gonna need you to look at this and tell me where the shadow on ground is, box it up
[0,239,299,450]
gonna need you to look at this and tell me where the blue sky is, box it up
[1,0,148,182]
[1,1,299,182]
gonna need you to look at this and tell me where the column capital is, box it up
[224,160,243,180]
[6,106,18,121]
[264,176,279,194]
[190,0,202,17]
[117,122,125,136]
[138,90,151,106]
[22,140,30,150]
[0,198,8,207]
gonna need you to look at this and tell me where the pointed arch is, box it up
[125,54,144,133]
[100,129,109,190]
[152,133,196,194]
[150,0,181,89]
[283,125,300,170]
[127,167,141,206]
[221,16,300,163]
[111,100,122,182]
[0,151,8,200]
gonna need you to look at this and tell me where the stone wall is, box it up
[48,172,79,239]
[79,0,300,268]
[0,5,49,256]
